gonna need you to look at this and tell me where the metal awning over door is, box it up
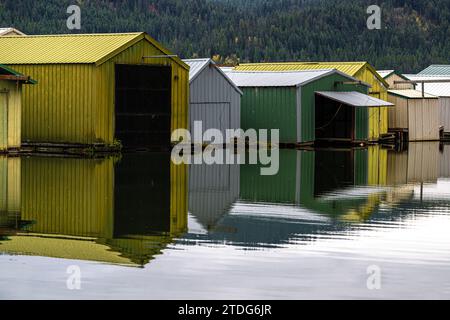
[316,91,394,107]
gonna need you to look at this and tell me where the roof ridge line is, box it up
[4,32,143,38]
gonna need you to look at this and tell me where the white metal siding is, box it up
[408,142,440,183]
[388,94,408,129]
[189,64,241,142]
[439,97,450,132]
[188,163,240,229]
[440,145,450,178]
[385,74,414,90]
[408,98,440,141]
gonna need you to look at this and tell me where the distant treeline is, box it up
[0,0,449,73]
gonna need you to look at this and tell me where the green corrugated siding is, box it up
[240,74,369,144]
[240,149,369,218]
[240,149,298,203]
[354,149,368,185]
[300,73,369,143]
[241,87,298,143]
[300,150,371,217]
[355,108,369,140]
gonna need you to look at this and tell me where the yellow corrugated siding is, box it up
[10,64,96,144]
[5,156,188,265]
[170,163,188,234]
[21,157,115,237]
[354,68,389,139]
[3,35,188,145]
[0,91,7,150]
[0,81,22,149]
[20,156,187,237]
[0,157,21,214]
[0,157,8,211]
[368,145,388,186]
[235,62,389,140]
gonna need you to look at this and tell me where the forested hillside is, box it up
[0,0,449,73]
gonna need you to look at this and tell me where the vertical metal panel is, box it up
[440,145,450,178]
[6,82,21,148]
[190,103,231,139]
[368,145,388,186]
[409,98,440,141]
[8,38,189,146]
[7,157,21,213]
[10,64,96,144]
[354,149,368,185]
[0,79,21,149]
[407,142,440,182]
[0,157,7,211]
[439,97,450,132]
[21,157,115,237]
[241,87,297,143]
[240,149,301,203]
[188,163,240,229]
[0,156,21,224]
[0,91,7,150]
[189,64,241,141]
[388,94,408,129]
[170,162,188,234]
[386,150,408,185]
[389,93,440,141]
[355,68,389,140]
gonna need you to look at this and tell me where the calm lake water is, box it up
[1,142,450,299]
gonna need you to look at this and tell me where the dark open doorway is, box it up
[113,152,171,238]
[315,94,354,142]
[314,150,355,196]
[115,64,172,149]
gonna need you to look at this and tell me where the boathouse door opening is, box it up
[115,64,172,149]
[315,94,354,142]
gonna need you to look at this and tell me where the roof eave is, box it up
[94,33,189,70]
[362,63,390,88]
[187,59,211,84]
[190,60,243,95]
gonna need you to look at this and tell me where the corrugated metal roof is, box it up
[225,69,358,87]
[183,58,243,94]
[377,70,395,78]
[236,61,366,75]
[183,58,210,81]
[418,65,450,76]
[0,32,188,68]
[0,235,138,266]
[0,27,25,36]
[404,75,450,97]
[316,91,394,107]
[388,89,438,99]
[235,61,389,88]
